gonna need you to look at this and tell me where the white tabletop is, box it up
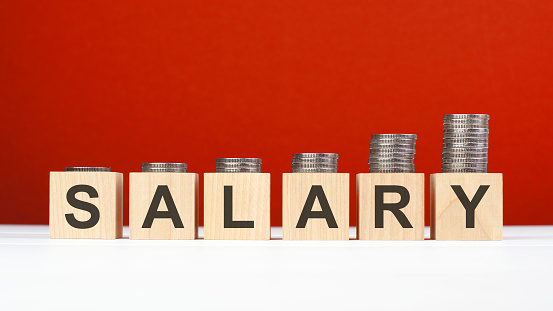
[1,225,552,310]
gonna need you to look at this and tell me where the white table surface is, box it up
[1,225,552,310]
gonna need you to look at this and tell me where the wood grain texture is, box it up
[431,173,503,240]
[49,172,123,239]
[357,173,424,240]
[204,173,270,240]
[129,173,198,240]
[283,173,349,240]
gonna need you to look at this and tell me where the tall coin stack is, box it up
[369,134,417,173]
[292,153,338,173]
[142,163,187,173]
[441,114,489,173]
[215,158,262,173]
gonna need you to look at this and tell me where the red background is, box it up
[1,1,552,226]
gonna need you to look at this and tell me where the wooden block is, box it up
[204,173,270,240]
[129,173,198,240]
[357,173,424,240]
[283,173,349,240]
[431,173,503,240]
[49,171,123,239]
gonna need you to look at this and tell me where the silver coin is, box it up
[369,161,415,167]
[444,114,490,120]
[142,163,187,173]
[443,143,489,148]
[442,114,490,172]
[292,168,337,173]
[216,163,261,168]
[65,167,111,172]
[371,149,416,153]
[142,163,187,168]
[370,148,416,154]
[372,134,417,139]
[368,134,418,171]
[370,143,416,149]
[442,153,488,159]
[443,124,489,129]
[441,168,487,173]
[216,161,261,166]
[369,153,416,159]
[442,162,487,168]
[443,118,489,124]
[216,166,262,172]
[216,168,261,173]
[369,165,415,170]
[292,170,337,173]
[215,165,261,171]
[292,162,338,168]
[292,157,337,163]
[443,138,489,143]
[293,153,338,159]
[216,158,262,164]
[368,158,413,164]
[442,148,488,153]
[443,133,489,138]
[292,153,339,172]
[443,128,489,133]
[370,139,417,145]
[216,158,261,172]
[143,167,187,173]
[442,157,488,163]
[370,168,416,173]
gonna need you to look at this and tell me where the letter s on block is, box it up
[65,184,100,229]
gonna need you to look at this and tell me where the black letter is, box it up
[65,184,100,229]
[296,185,338,228]
[224,186,254,228]
[451,185,490,228]
[375,185,412,228]
[142,185,184,228]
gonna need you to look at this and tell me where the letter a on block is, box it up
[129,172,198,240]
[296,185,338,228]
[142,185,184,229]
[283,173,349,240]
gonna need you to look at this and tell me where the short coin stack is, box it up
[292,153,338,173]
[65,167,111,172]
[441,114,489,173]
[369,134,417,173]
[142,163,187,173]
[215,158,261,173]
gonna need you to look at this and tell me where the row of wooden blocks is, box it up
[49,171,503,240]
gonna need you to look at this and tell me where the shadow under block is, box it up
[357,173,424,240]
[204,173,270,240]
[49,171,123,239]
[129,173,199,240]
[431,173,503,241]
[283,173,349,240]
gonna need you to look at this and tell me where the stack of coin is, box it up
[142,163,187,173]
[65,167,111,172]
[369,134,417,173]
[441,114,489,173]
[216,158,261,173]
[292,153,338,173]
